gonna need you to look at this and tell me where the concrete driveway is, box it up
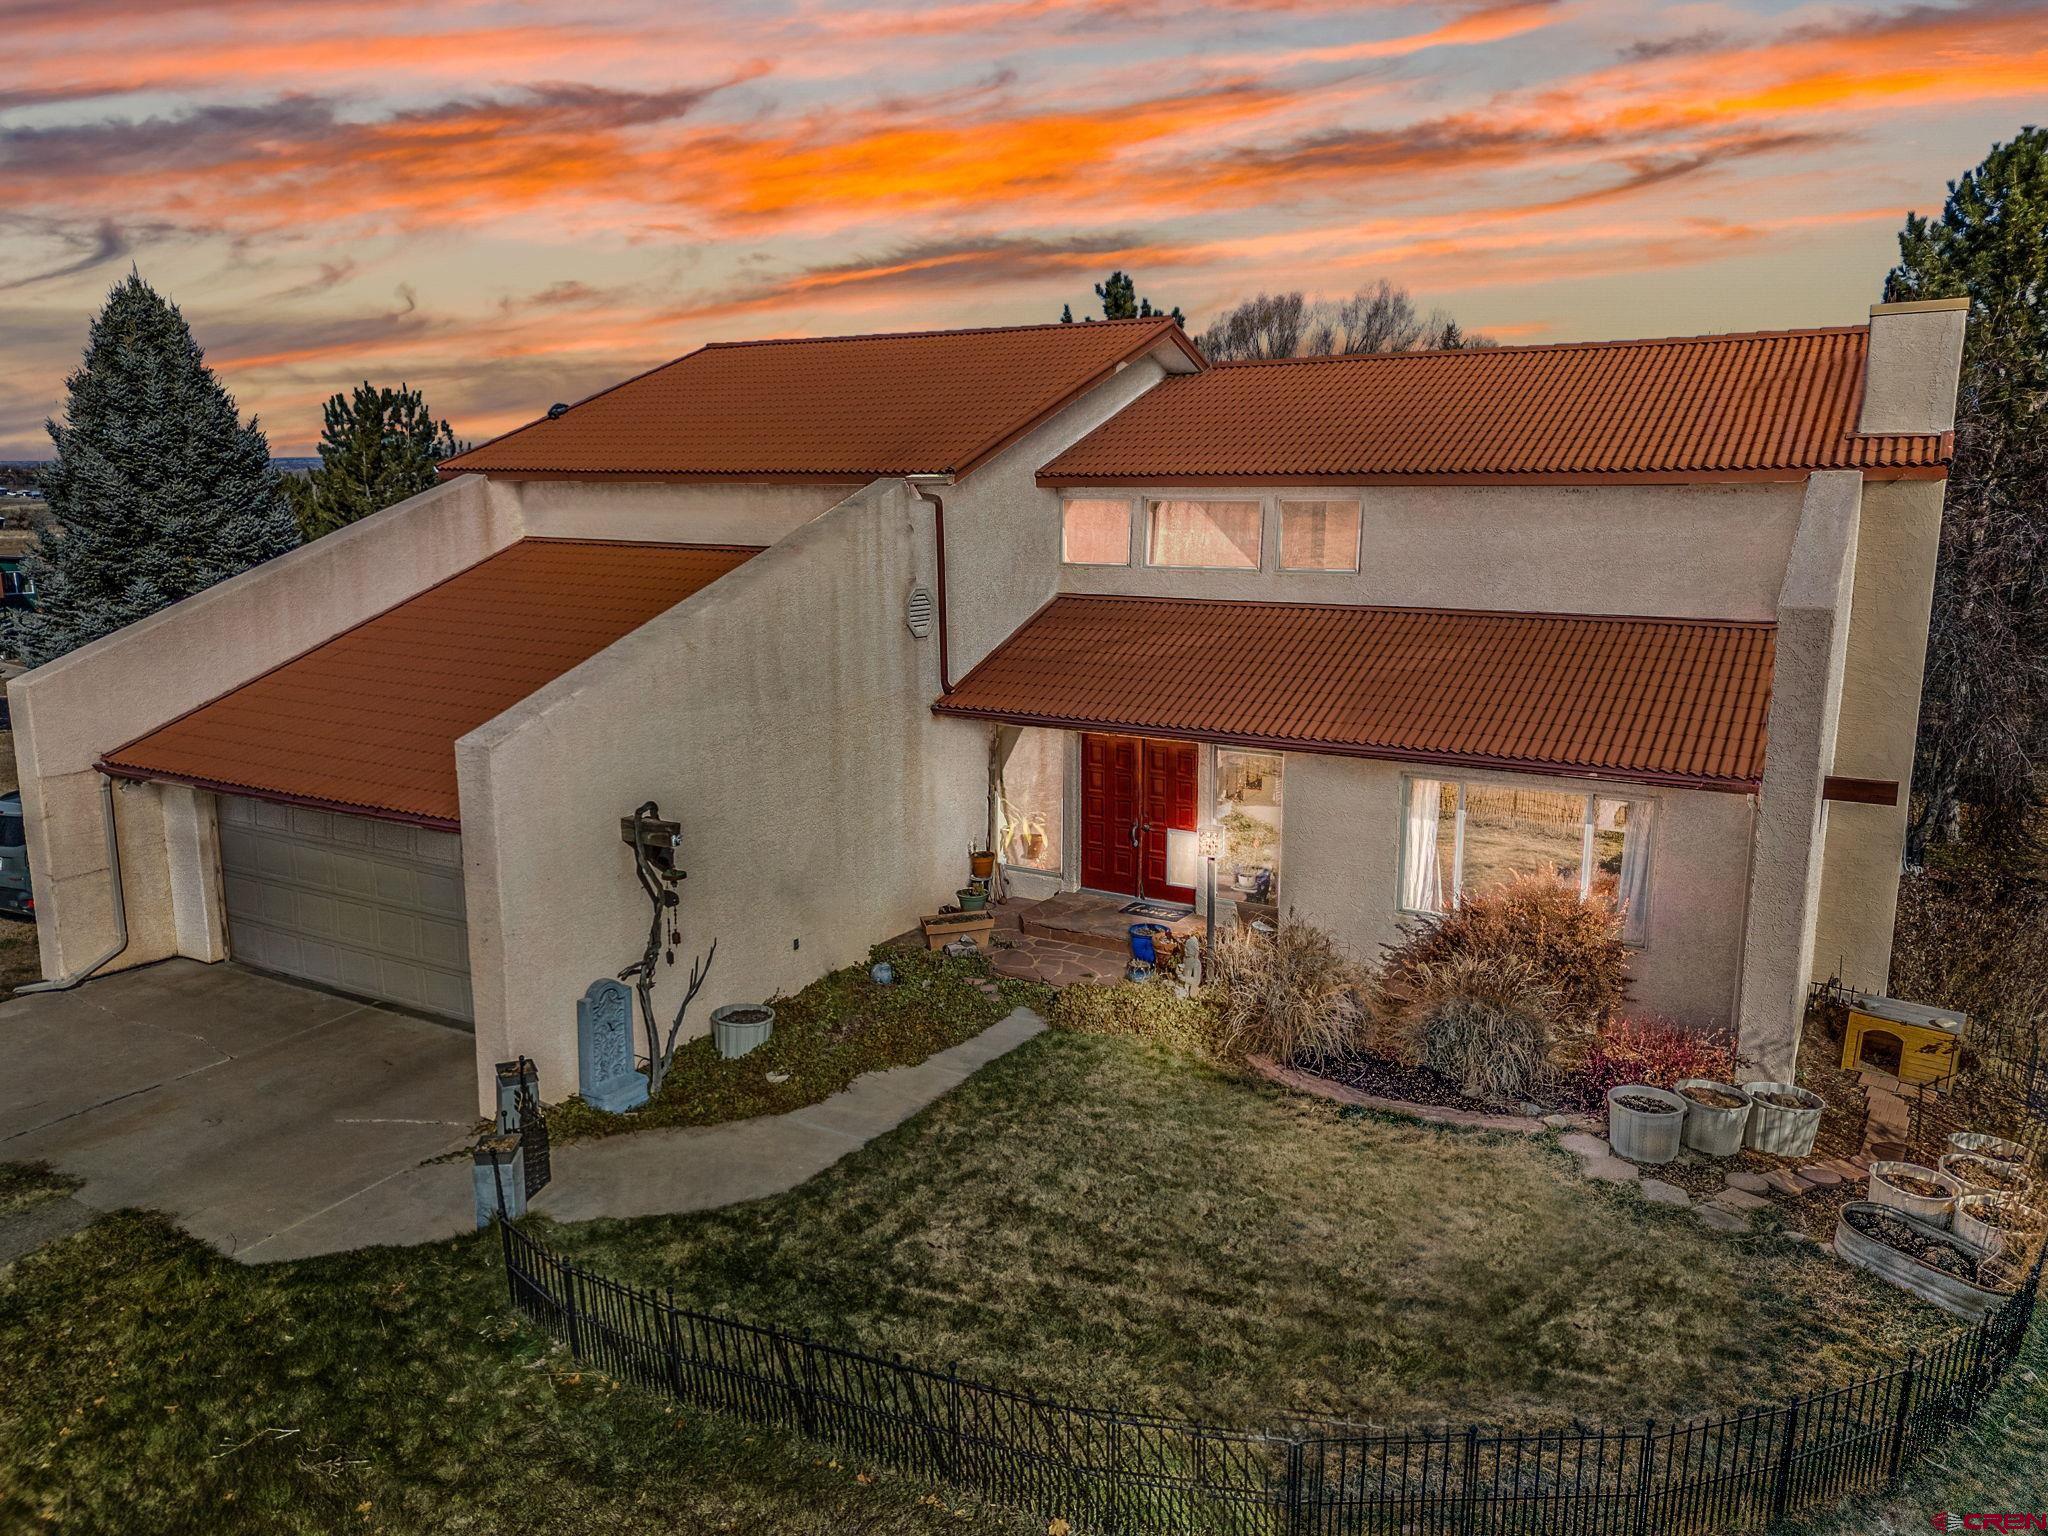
[0,959,478,1262]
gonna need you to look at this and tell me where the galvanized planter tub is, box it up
[1940,1152,2033,1200]
[1865,1160,1960,1226]
[1953,1193,2040,1258]
[1741,1080,1824,1157]
[1948,1130,2029,1167]
[1674,1078,1752,1159]
[710,1004,775,1060]
[1833,1201,2013,1321]
[1606,1083,1688,1164]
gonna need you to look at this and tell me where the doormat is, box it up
[1119,900,1193,919]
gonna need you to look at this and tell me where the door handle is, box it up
[1130,820,1143,848]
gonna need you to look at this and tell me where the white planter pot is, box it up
[1605,1084,1688,1164]
[1865,1160,1960,1226]
[1947,1130,2029,1167]
[710,1004,775,1060]
[1952,1193,2033,1257]
[1741,1081,1824,1157]
[1940,1153,2033,1200]
[1674,1078,1752,1159]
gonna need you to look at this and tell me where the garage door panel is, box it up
[220,796,472,1024]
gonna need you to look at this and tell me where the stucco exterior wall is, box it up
[7,473,518,983]
[457,478,985,1111]
[1053,481,1804,620]
[1810,475,1944,993]
[944,351,1174,676]
[483,477,851,547]
[1278,754,1753,1030]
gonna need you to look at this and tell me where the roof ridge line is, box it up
[700,316,1180,350]
[1207,323,1870,369]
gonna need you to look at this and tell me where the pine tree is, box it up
[1062,272,1184,326]
[1884,128,2048,856]
[7,273,299,666]
[289,382,463,541]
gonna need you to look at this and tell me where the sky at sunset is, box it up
[2,0,2045,457]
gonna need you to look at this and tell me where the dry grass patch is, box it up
[542,1030,1952,1434]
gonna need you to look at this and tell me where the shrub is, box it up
[1050,981,1238,1060]
[1374,876,1629,1071]
[1376,954,1554,1105]
[1206,918,1366,1064]
[1583,1015,1738,1098]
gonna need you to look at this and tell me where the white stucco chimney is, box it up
[1858,297,1969,435]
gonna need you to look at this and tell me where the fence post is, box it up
[1770,1396,1801,1524]
[1459,1424,1480,1536]
[1631,1421,1655,1536]
[665,1286,685,1404]
[946,1363,963,1485]
[564,1262,585,1360]
[1284,1436,1307,1536]
[1886,1351,1918,1488]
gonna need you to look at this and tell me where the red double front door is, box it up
[1079,734,1199,904]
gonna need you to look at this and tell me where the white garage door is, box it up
[219,796,473,1023]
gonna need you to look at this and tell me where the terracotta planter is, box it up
[1606,1084,1687,1165]
[1741,1080,1824,1157]
[1865,1160,1960,1226]
[969,851,997,879]
[1673,1078,1752,1159]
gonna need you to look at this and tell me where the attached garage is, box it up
[218,796,473,1022]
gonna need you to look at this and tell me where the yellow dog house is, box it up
[1837,989,1966,1087]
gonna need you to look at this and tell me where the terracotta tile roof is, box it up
[935,595,1776,790]
[102,539,760,826]
[1039,326,1949,486]
[441,318,1201,481]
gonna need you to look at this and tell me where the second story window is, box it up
[1279,499,1361,571]
[1061,497,1132,565]
[1146,499,1261,569]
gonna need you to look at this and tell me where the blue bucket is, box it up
[1128,923,1170,964]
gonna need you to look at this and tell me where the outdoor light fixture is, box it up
[1168,824,1227,952]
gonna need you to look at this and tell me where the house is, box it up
[7,301,1968,1114]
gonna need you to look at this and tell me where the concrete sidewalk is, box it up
[244,1006,1048,1260]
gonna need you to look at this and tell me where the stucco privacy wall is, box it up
[1737,471,1863,1077]
[1279,754,1755,1029]
[1809,475,1944,995]
[482,477,852,546]
[457,478,983,1112]
[7,474,518,983]
[1055,481,1805,620]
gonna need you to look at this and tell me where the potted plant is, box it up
[710,1003,775,1060]
[1953,1193,2039,1257]
[1940,1152,2032,1199]
[1741,1080,1825,1157]
[1606,1083,1687,1164]
[956,885,988,912]
[1865,1160,1961,1225]
[1673,1078,1752,1158]
[969,846,996,880]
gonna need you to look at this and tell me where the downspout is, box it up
[907,475,953,693]
[16,774,128,994]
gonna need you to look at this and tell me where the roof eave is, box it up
[97,760,461,832]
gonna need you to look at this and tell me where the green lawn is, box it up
[539,1030,1949,1434]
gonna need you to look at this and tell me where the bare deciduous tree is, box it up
[1198,281,1489,362]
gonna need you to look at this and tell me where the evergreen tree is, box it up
[289,381,463,541]
[7,273,299,667]
[1884,128,2048,857]
[1060,272,1184,326]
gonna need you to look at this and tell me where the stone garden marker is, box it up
[577,977,648,1112]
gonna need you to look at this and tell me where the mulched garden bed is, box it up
[1301,1050,1537,1116]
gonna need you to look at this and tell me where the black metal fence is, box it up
[500,1220,2038,1535]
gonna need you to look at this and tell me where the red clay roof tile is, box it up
[102,539,759,825]
[935,595,1775,789]
[1038,326,1948,486]
[441,318,1199,480]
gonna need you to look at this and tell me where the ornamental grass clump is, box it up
[1049,982,1239,1061]
[1206,919,1366,1065]
[1374,875,1629,1076]
[1372,954,1555,1105]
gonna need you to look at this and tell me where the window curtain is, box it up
[988,725,1022,901]
[1616,800,1654,944]
[1401,778,1445,913]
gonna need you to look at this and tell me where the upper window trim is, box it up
[1277,497,1363,573]
[1143,497,1264,571]
[1059,494,1134,567]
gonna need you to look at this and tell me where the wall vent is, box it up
[905,584,935,638]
